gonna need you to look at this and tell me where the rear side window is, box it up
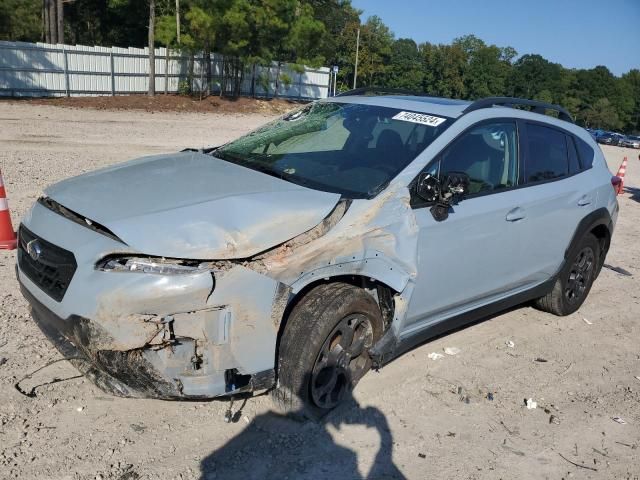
[525,124,568,183]
[574,136,594,169]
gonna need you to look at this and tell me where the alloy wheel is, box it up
[565,246,595,304]
[310,313,374,409]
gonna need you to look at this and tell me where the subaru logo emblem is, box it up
[27,239,42,261]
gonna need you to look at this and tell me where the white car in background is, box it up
[621,135,640,149]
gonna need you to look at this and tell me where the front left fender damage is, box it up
[24,185,420,400]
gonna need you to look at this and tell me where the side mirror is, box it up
[415,173,441,203]
[416,170,470,222]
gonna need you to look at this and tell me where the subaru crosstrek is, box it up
[17,92,618,417]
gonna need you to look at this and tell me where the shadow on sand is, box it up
[199,389,406,480]
[623,185,640,203]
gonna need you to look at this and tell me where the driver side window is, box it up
[440,121,519,195]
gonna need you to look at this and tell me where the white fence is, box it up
[0,41,331,99]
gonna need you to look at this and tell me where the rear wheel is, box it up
[534,233,600,316]
[272,283,383,419]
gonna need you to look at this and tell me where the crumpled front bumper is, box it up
[19,275,282,399]
[20,280,175,397]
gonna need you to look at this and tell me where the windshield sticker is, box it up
[392,111,446,127]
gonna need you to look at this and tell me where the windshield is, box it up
[214,102,453,198]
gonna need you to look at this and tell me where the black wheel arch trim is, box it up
[564,207,612,261]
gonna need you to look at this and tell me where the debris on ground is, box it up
[455,386,471,404]
[506,341,515,348]
[418,453,426,459]
[612,416,627,425]
[549,415,560,425]
[486,392,494,401]
[525,398,537,410]
[428,352,444,360]
[444,347,461,356]
[603,264,633,277]
[534,357,548,363]
[614,441,638,449]
[76,406,84,412]
[557,452,598,472]
[0,357,7,367]
[582,318,593,325]
[130,424,146,433]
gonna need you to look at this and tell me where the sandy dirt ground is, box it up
[0,102,638,480]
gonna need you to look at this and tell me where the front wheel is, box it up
[534,233,600,316]
[272,283,383,419]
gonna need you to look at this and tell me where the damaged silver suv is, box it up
[17,91,618,417]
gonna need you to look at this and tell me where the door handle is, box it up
[506,207,525,222]
[578,196,591,207]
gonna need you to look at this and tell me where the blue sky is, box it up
[351,0,640,76]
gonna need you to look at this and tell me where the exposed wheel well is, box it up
[274,276,397,372]
[590,223,611,265]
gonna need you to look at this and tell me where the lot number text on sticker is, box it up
[392,111,446,127]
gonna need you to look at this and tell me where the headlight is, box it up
[98,256,209,275]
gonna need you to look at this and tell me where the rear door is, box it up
[514,122,597,285]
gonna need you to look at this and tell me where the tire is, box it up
[534,233,600,316]
[272,282,383,419]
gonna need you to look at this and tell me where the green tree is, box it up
[355,15,393,87]
[582,98,620,130]
[1,0,639,132]
[620,69,640,133]
[303,0,359,67]
[387,38,422,91]
[464,44,513,99]
[182,4,216,97]
[421,42,467,98]
[156,12,179,94]
[0,0,42,41]
[509,54,565,101]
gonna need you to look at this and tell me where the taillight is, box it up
[611,176,622,194]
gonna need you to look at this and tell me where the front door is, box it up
[403,120,532,337]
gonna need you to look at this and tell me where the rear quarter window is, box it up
[566,135,581,175]
[574,136,595,169]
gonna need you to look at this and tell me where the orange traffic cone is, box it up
[0,169,17,250]
[614,157,628,195]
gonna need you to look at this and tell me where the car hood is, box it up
[44,151,341,259]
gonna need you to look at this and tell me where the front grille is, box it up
[18,225,77,302]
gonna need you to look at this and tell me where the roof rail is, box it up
[336,87,428,98]
[463,96,574,123]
